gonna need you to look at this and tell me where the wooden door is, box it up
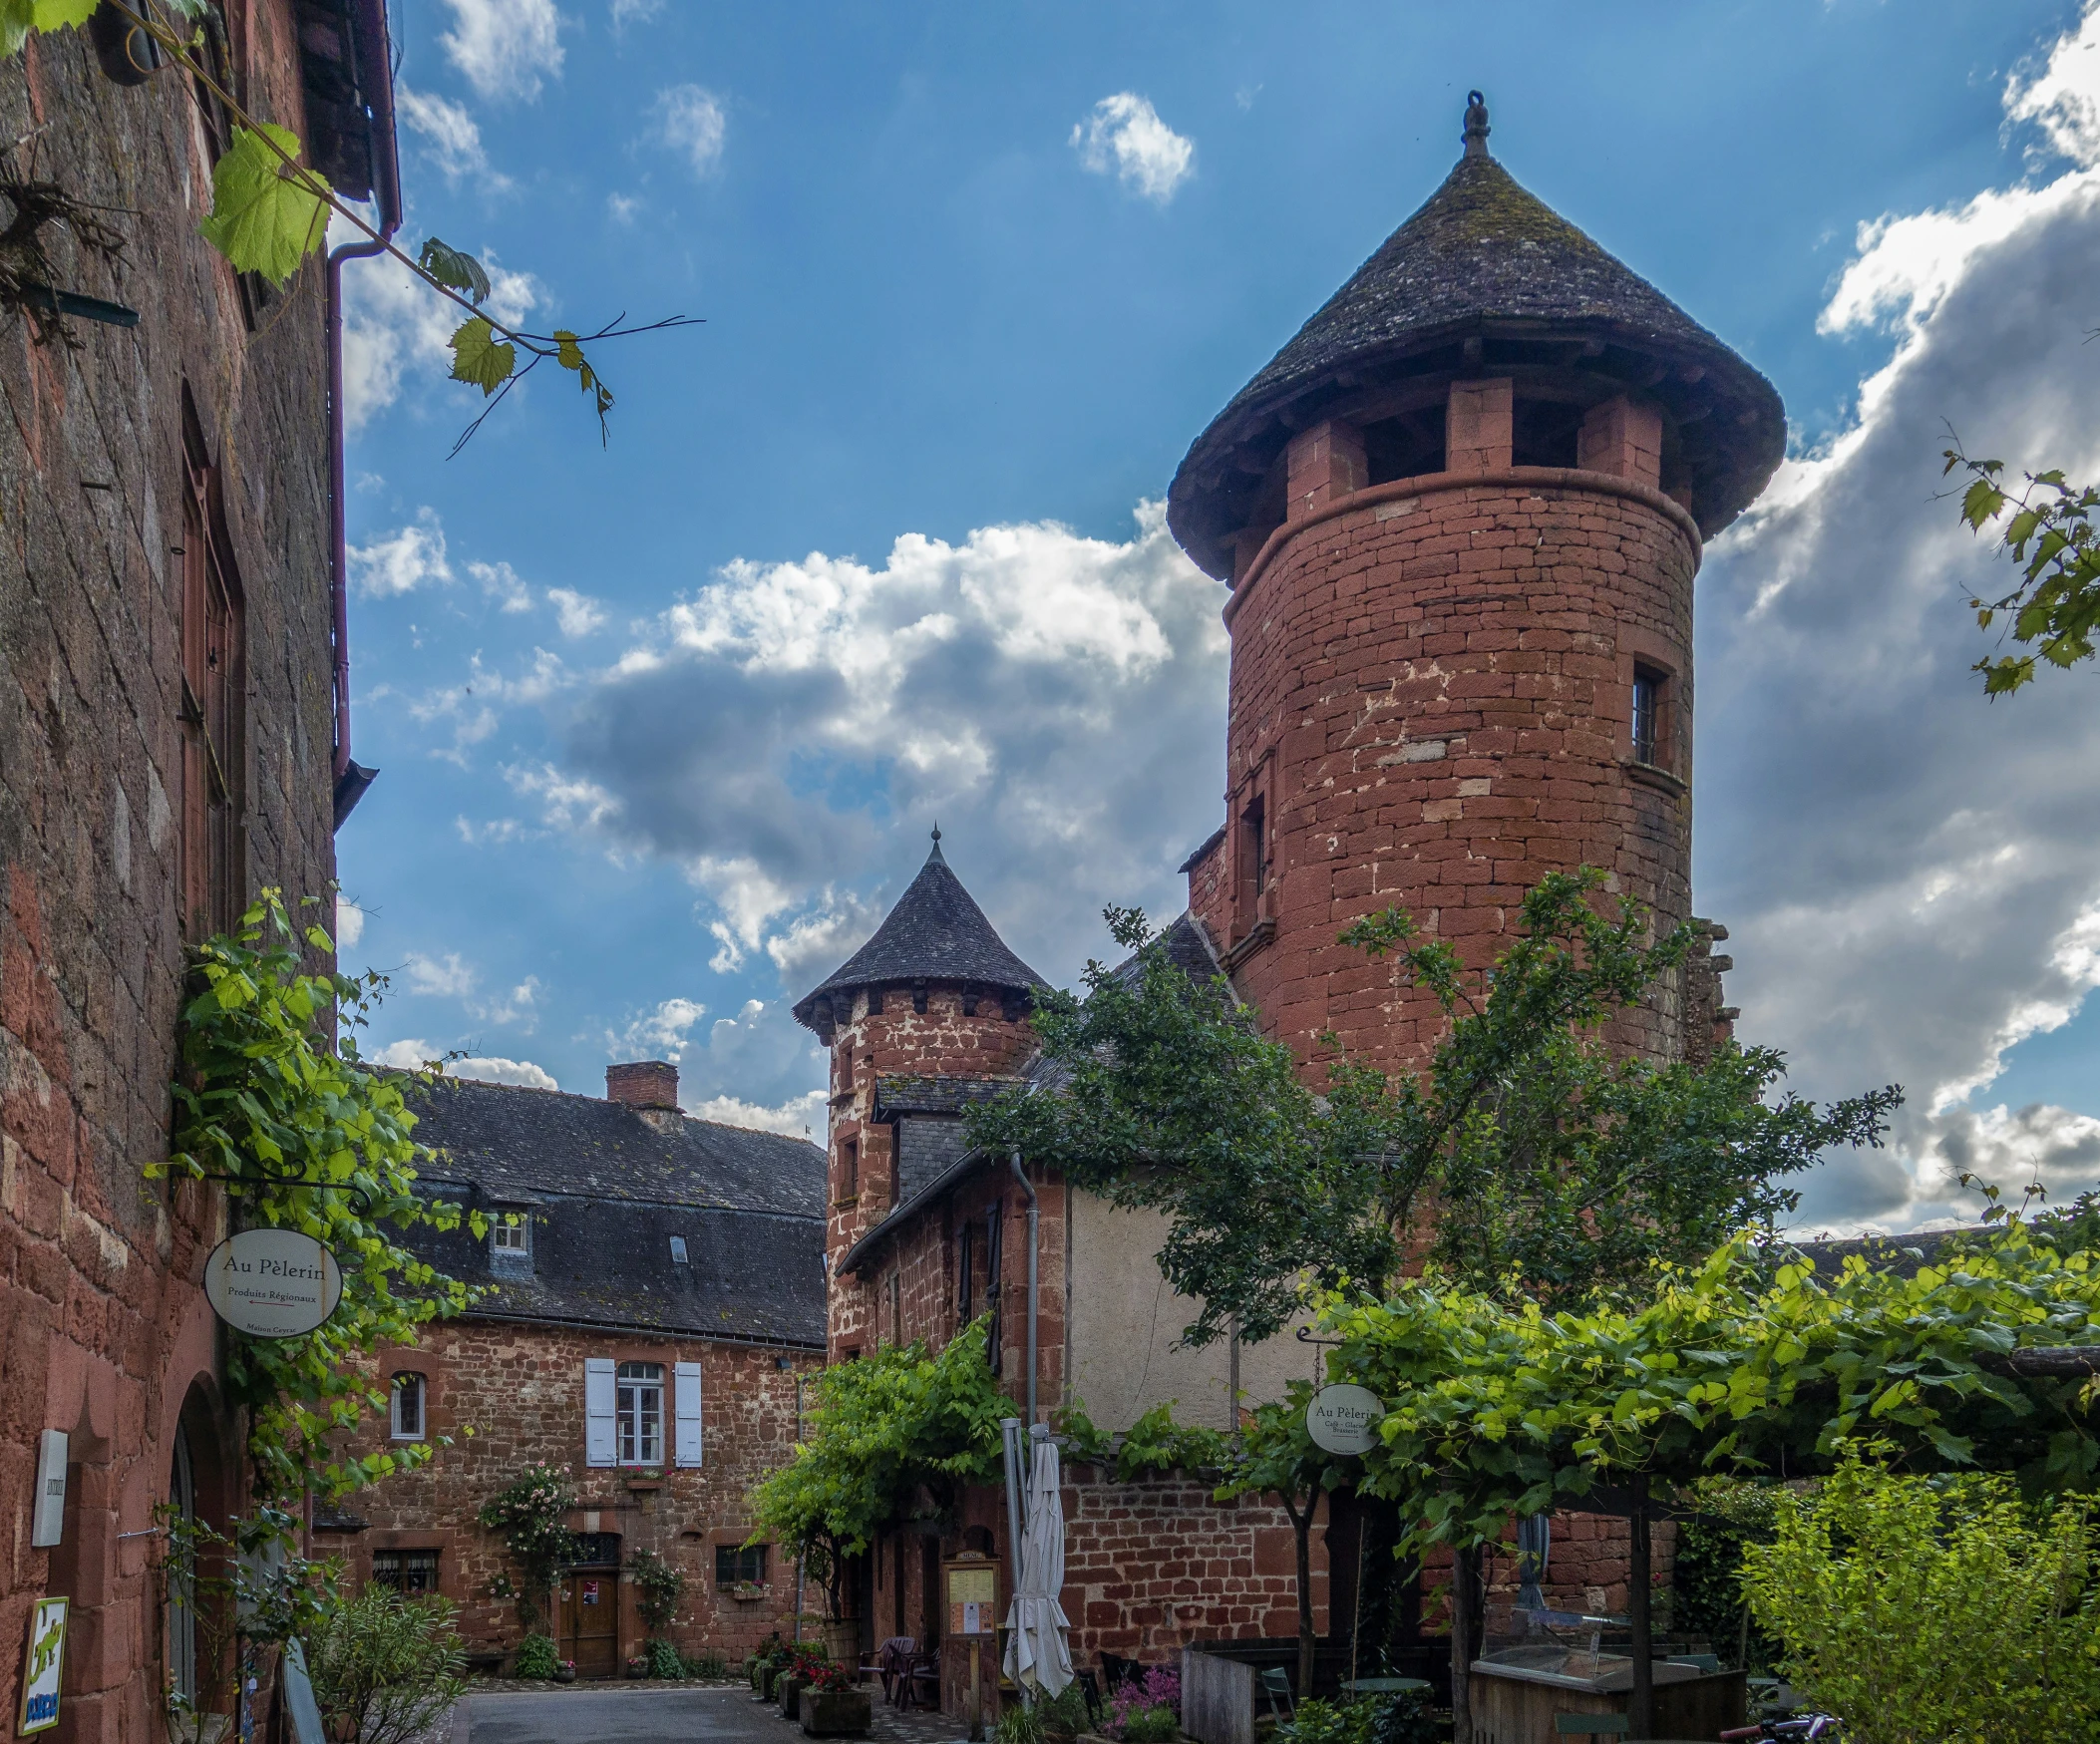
[562,1567,620,1678]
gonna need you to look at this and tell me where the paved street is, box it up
[461,1685,965,1744]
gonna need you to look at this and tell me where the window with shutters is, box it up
[390,1373,426,1442]
[616,1361,664,1466]
[178,394,245,943]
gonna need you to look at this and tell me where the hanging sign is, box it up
[1305,1384,1385,1457]
[17,1597,67,1736]
[203,1229,342,1338]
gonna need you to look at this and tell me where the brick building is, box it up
[311,1064,828,1675]
[795,94,1774,1716]
[0,3,399,1740]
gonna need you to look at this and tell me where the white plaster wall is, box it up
[1064,1189,1319,1433]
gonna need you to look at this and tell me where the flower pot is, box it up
[552,1667,576,1684]
[801,1690,874,1737]
[778,1673,811,1719]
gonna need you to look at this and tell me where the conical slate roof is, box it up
[792,833,1047,1030]
[1168,96,1785,574]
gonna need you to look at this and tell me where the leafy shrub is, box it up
[1364,1691,1438,1744]
[993,1681,1095,1744]
[1743,1451,2100,1744]
[688,1650,730,1680]
[1275,1699,1370,1744]
[1105,1665,1183,1740]
[1672,1478,1782,1670]
[644,1637,685,1679]
[1120,1706,1179,1744]
[306,1586,468,1744]
[809,1660,859,1693]
[512,1634,559,1680]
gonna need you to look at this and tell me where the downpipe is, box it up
[1009,1150,1038,1426]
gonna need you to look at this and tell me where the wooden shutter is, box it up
[673,1361,703,1468]
[584,1358,616,1467]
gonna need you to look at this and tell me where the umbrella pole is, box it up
[970,1639,984,1743]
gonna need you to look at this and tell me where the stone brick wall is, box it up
[0,10,339,1741]
[1204,462,1703,1077]
[314,1319,825,1665]
[822,982,1034,1358]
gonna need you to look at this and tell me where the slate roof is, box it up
[398,1077,827,1347]
[404,1076,824,1217]
[1168,97,1786,572]
[793,834,1048,1029]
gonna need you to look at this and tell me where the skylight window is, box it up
[670,1235,689,1264]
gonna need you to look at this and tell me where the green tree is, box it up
[1944,447,2100,694]
[303,1585,470,1744]
[158,890,479,1498]
[748,1319,1008,1620]
[1742,1450,2100,1744]
[967,870,1896,1346]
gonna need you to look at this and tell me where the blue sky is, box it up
[339,0,2100,1230]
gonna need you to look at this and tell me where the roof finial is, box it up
[928,822,945,863]
[1462,89,1491,160]
[931,822,941,845]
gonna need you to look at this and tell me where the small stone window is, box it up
[492,1210,530,1258]
[840,1138,858,1200]
[616,1361,664,1467]
[669,1235,689,1264]
[1631,666,1667,769]
[716,1544,768,1589]
[390,1373,426,1442]
[372,1549,439,1595]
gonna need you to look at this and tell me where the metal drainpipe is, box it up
[327,0,403,828]
[1008,1151,1038,1427]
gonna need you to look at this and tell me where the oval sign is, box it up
[1306,1383,1385,1457]
[204,1228,343,1338]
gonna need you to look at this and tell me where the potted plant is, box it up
[552,1658,577,1684]
[801,1660,872,1737]
[626,1654,650,1680]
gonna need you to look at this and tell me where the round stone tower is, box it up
[1170,94,1782,1074]
[793,831,1045,1354]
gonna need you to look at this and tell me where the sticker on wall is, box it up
[203,1228,343,1338]
[18,1596,68,1736]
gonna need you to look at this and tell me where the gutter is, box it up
[328,0,402,830]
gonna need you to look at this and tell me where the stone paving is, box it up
[458,1678,973,1744]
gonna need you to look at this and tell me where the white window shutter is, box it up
[585,1358,616,1468]
[673,1361,703,1468]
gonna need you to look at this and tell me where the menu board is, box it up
[946,1564,997,1637]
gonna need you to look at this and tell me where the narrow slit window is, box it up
[840,1137,858,1200]
[391,1373,425,1442]
[1631,667,1664,768]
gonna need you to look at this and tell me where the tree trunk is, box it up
[1628,1478,1653,1741]
[1450,1544,1481,1744]
[1284,1494,1316,1700]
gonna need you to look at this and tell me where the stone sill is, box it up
[1221,916,1275,971]
[1624,760,1688,800]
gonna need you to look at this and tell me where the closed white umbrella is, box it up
[1002,1433,1073,1699]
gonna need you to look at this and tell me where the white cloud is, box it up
[687,1089,826,1139]
[335,894,365,950]
[349,509,453,597]
[396,85,508,186]
[1070,93,1195,204]
[338,238,538,431]
[609,996,708,1061]
[611,0,661,30]
[606,192,640,225]
[438,0,561,103]
[474,975,543,1030]
[511,500,1223,991]
[1695,0,2100,1230]
[410,649,571,764]
[372,1037,558,1090]
[405,951,479,998]
[548,587,608,636]
[652,85,727,178]
[471,558,534,613]
[456,815,531,847]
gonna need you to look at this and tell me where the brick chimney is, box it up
[605,1060,679,1111]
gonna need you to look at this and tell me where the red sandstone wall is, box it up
[314,1320,824,1665]
[1210,470,1699,1075]
[0,10,339,1741]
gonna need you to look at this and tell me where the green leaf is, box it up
[448,316,518,396]
[198,125,332,288]
[418,236,492,306]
